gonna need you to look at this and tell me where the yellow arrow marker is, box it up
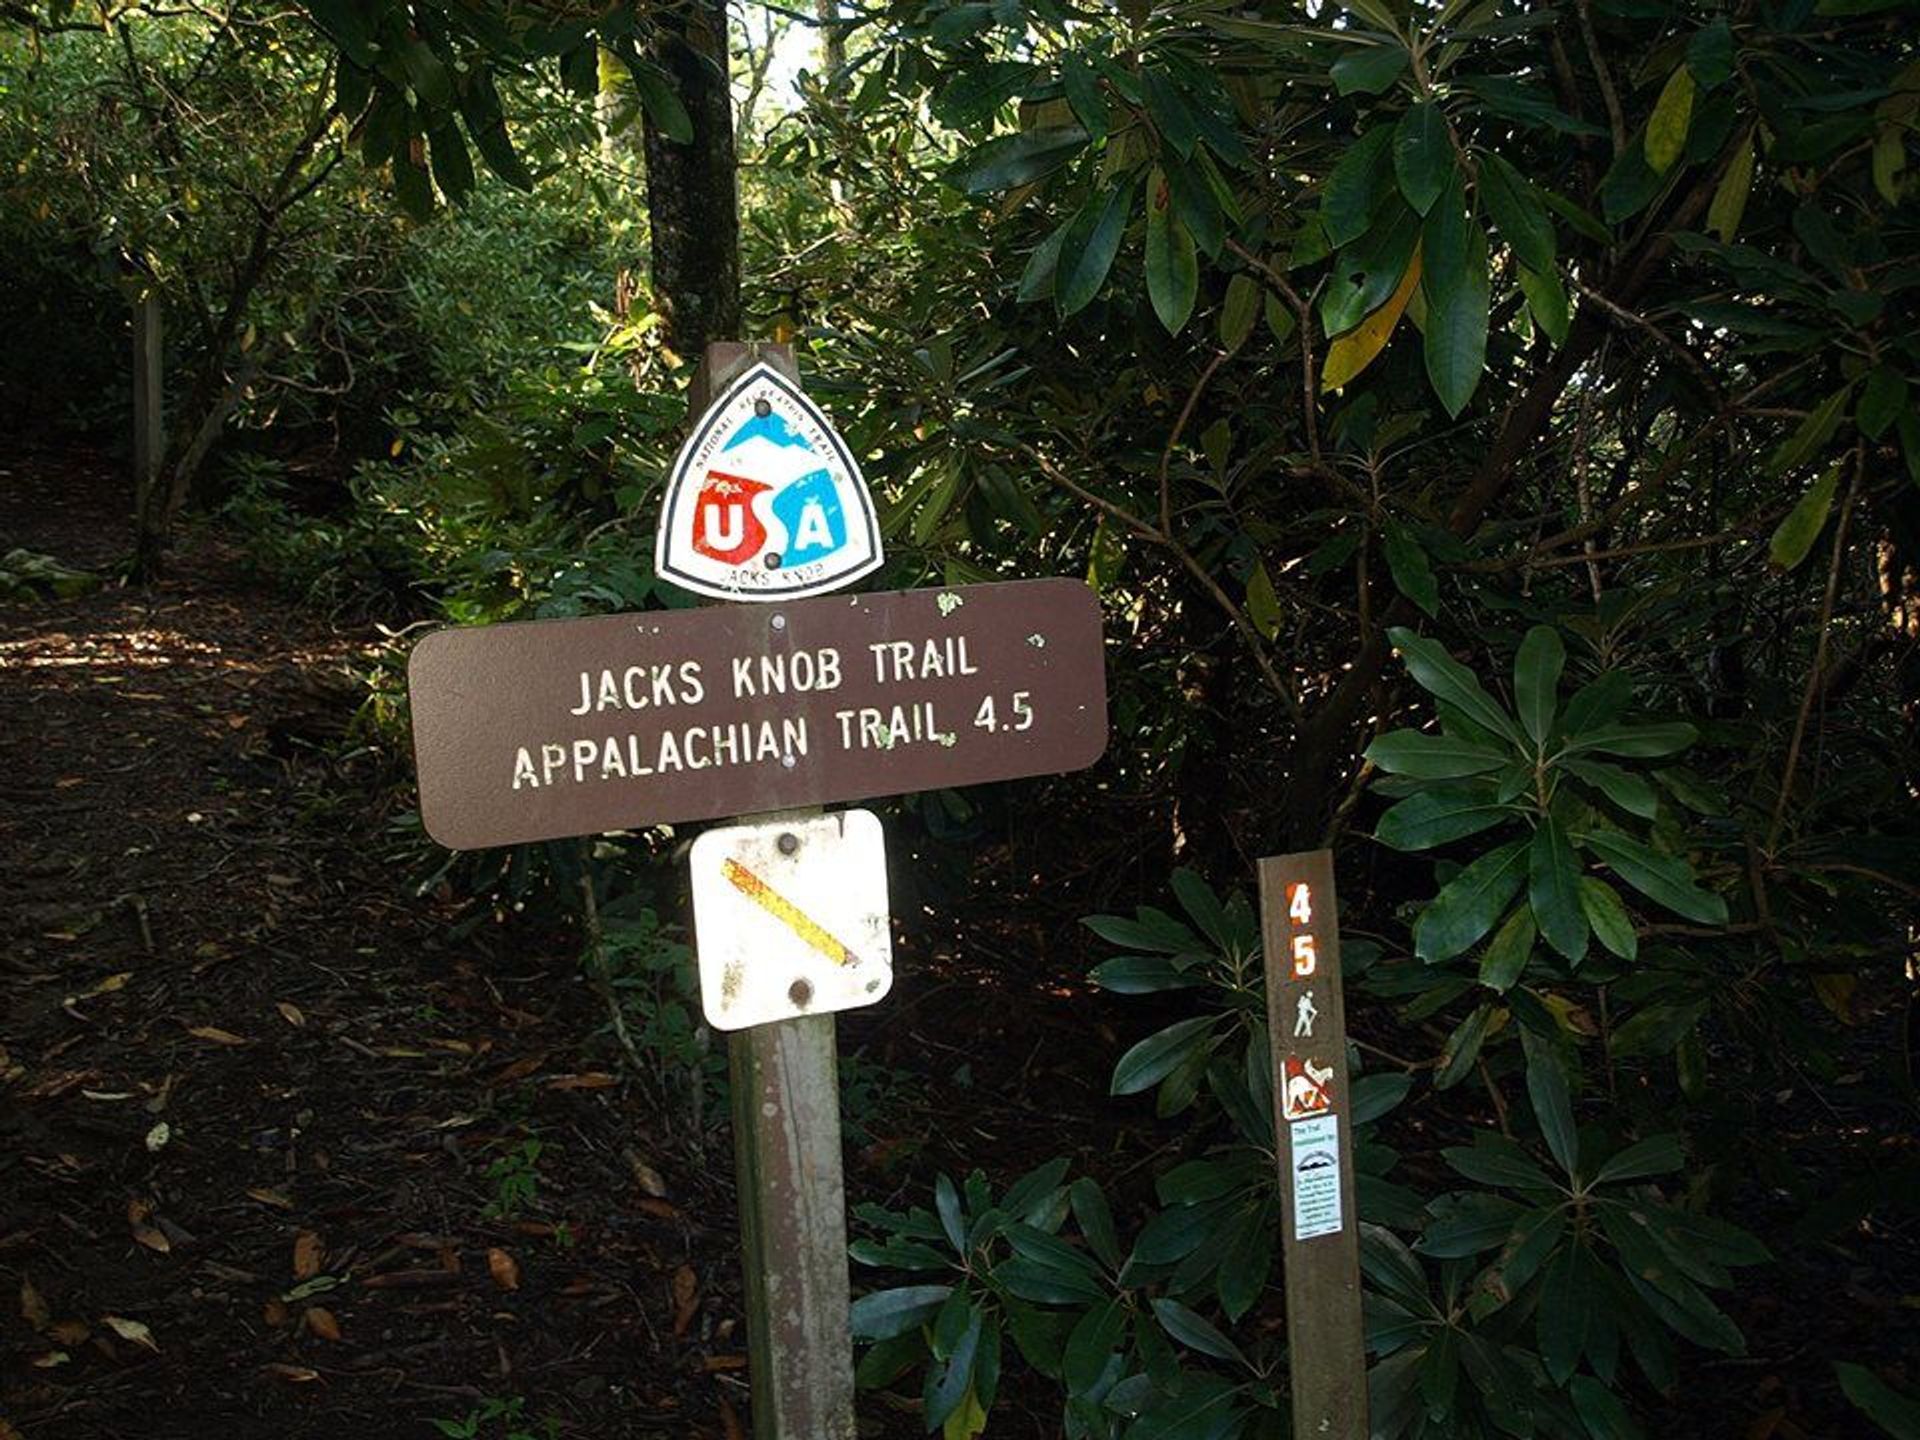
[723,858,859,967]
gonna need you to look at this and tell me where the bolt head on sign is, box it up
[655,361,883,602]
[690,810,892,1030]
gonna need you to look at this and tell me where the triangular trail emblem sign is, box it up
[655,361,883,602]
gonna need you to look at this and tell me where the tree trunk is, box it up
[643,0,741,358]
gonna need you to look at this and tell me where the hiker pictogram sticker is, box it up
[655,361,883,601]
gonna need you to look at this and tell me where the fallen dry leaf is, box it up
[494,1054,546,1084]
[276,1002,306,1028]
[20,1276,50,1332]
[627,1150,667,1198]
[186,1026,249,1047]
[1,1416,25,1440]
[637,1197,679,1220]
[247,1187,293,1210]
[719,1397,746,1440]
[30,1350,70,1369]
[103,1315,158,1352]
[671,1264,700,1337]
[292,1231,324,1280]
[702,1354,748,1373]
[545,1072,616,1091]
[262,1363,320,1383]
[305,1307,341,1342]
[49,1319,91,1346]
[486,1248,520,1292]
[77,972,133,1001]
[145,1121,171,1152]
[131,1224,171,1254]
[262,1298,290,1328]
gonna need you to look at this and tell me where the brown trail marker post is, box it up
[404,340,1108,1438]
[1259,849,1367,1440]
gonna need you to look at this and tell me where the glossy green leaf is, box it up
[1518,263,1571,345]
[1365,729,1508,778]
[1322,127,1395,248]
[1610,1000,1708,1058]
[1422,175,1489,417]
[1561,671,1633,736]
[935,1173,967,1252]
[1521,1026,1579,1177]
[1151,1297,1250,1366]
[950,126,1089,194]
[1478,151,1555,274]
[1530,818,1588,963]
[1477,905,1537,991]
[925,1305,983,1428]
[1111,1014,1218,1096]
[1062,1299,1128,1396]
[1060,53,1108,142]
[426,122,474,206]
[1581,830,1727,925]
[1563,722,1697,758]
[1383,520,1439,616]
[1562,758,1659,819]
[1579,876,1638,960]
[1378,789,1512,853]
[1387,627,1522,742]
[1514,625,1564,746]
[1434,1002,1495,1089]
[1836,1362,1920,1440]
[1443,1136,1557,1191]
[629,59,692,144]
[1142,68,1199,158]
[1145,170,1198,335]
[1393,103,1450,213]
[1332,43,1409,96]
[1414,838,1528,963]
[1219,272,1261,349]
[1766,383,1853,476]
[1056,180,1133,316]
[851,1285,953,1339]
[1769,463,1840,572]
[1594,1134,1684,1185]
[1017,217,1070,302]
[1859,367,1910,441]
[1686,19,1734,88]
[458,73,534,190]
[1538,1245,1597,1383]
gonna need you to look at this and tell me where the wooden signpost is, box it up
[406,341,1109,1439]
[1259,849,1368,1440]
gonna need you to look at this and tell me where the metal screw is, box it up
[788,978,814,1008]
[777,832,799,855]
[770,613,786,630]
[781,754,797,769]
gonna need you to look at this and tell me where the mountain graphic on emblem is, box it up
[655,362,883,601]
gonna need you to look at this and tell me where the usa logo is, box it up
[654,362,883,602]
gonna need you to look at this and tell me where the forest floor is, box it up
[2,444,1917,1440]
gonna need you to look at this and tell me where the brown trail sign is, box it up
[408,578,1107,851]
[404,340,1110,1440]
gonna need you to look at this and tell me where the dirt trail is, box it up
[0,449,748,1439]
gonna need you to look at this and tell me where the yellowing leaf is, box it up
[1708,133,1755,243]
[1645,66,1695,175]
[1321,245,1423,392]
[104,1315,159,1352]
[943,1386,989,1440]
[1246,560,1283,641]
[276,1002,306,1028]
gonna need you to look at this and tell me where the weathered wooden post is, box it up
[131,288,164,529]
[1259,848,1368,1440]
[690,343,855,1440]
[405,342,1108,1437]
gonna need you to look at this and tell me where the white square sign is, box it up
[690,809,893,1031]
